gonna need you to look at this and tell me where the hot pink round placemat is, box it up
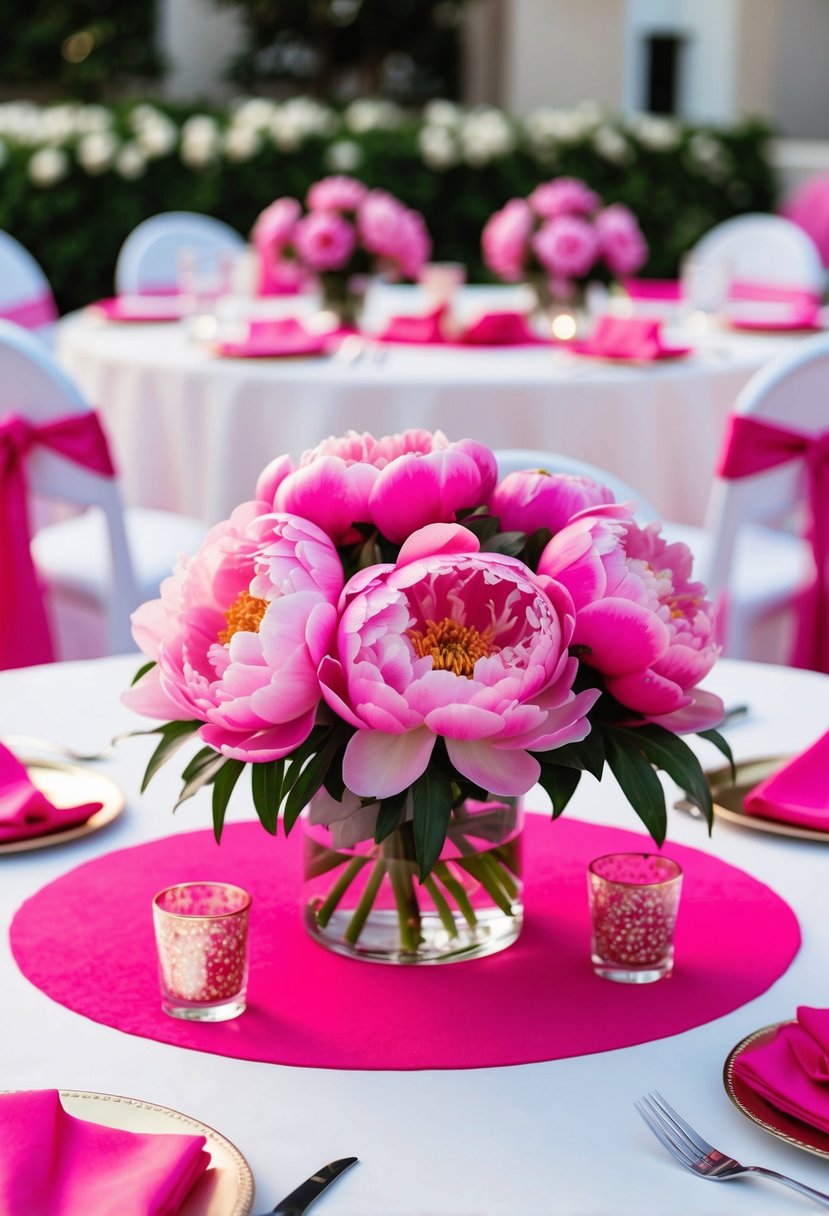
[10,816,799,1070]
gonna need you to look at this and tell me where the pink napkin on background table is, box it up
[89,297,185,323]
[569,314,691,361]
[743,732,829,830]
[0,1089,209,1216]
[216,316,328,358]
[460,310,546,346]
[732,1008,829,1134]
[376,306,447,344]
[0,742,102,842]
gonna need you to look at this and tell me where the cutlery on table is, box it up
[1,733,123,763]
[636,1091,829,1208]
[256,1156,358,1216]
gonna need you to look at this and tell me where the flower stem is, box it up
[422,875,459,938]
[342,858,387,945]
[314,855,371,929]
[433,862,478,928]
[455,855,515,915]
[384,850,422,954]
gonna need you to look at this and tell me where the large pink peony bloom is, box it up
[529,177,600,219]
[394,208,432,279]
[255,429,498,547]
[307,175,367,212]
[596,203,649,277]
[293,210,356,272]
[481,198,533,282]
[319,523,599,797]
[252,196,301,252]
[490,468,615,535]
[537,507,723,731]
[122,505,343,760]
[357,189,407,257]
[532,215,599,279]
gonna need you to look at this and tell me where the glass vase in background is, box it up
[303,795,524,964]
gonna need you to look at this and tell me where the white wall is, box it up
[773,0,829,138]
[158,0,245,100]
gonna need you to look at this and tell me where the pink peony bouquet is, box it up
[252,176,431,321]
[126,430,728,902]
[482,176,649,304]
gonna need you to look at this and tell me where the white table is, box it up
[55,312,812,528]
[1,655,828,1214]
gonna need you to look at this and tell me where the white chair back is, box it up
[689,213,826,297]
[0,230,58,339]
[115,211,246,295]
[0,320,138,650]
[494,448,661,522]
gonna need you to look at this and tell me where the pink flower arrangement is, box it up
[482,176,649,299]
[251,175,432,310]
[127,429,726,904]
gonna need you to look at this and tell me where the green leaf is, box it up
[412,768,453,881]
[251,759,284,835]
[459,513,500,544]
[523,526,553,569]
[180,746,223,783]
[130,659,156,686]
[173,752,227,810]
[608,724,713,830]
[539,727,606,780]
[537,763,581,817]
[140,720,202,792]
[282,737,343,835]
[374,791,408,843]
[480,530,526,557]
[211,759,245,843]
[604,732,667,845]
[698,727,736,782]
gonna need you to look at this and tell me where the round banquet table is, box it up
[55,310,817,528]
[1,655,828,1215]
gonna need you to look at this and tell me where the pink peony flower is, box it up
[357,189,407,257]
[318,523,600,798]
[596,203,649,277]
[122,505,343,760]
[293,210,356,272]
[256,430,497,547]
[490,468,615,535]
[307,175,368,212]
[532,215,599,279]
[481,198,533,282]
[393,208,432,279]
[529,177,600,219]
[537,507,723,731]
[251,197,301,252]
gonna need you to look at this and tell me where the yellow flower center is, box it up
[408,617,496,678]
[218,591,268,644]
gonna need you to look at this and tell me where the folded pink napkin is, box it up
[743,732,829,829]
[89,297,184,323]
[217,317,328,358]
[570,315,678,361]
[460,311,546,346]
[732,1008,829,1134]
[623,278,682,302]
[0,742,102,842]
[0,1089,210,1215]
[376,306,447,344]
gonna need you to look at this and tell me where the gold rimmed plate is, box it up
[705,755,829,843]
[723,1023,829,1159]
[0,757,124,855]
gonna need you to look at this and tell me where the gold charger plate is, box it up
[4,1090,254,1214]
[706,754,829,843]
[723,1023,829,1159]
[0,757,124,855]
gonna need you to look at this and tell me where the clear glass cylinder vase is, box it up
[302,795,524,964]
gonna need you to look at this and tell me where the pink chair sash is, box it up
[0,411,116,671]
[716,414,829,673]
[0,293,58,329]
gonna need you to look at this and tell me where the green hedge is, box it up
[0,97,776,313]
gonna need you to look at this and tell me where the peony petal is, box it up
[317,656,366,729]
[423,703,505,739]
[647,688,725,733]
[606,668,686,715]
[446,738,540,796]
[396,522,480,566]
[199,707,316,761]
[342,727,436,798]
[574,598,670,674]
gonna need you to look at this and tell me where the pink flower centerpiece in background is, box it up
[251,176,431,324]
[482,176,649,309]
[125,432,727,963]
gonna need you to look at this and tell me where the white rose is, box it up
[344,98,402,133]
[326,139,361,172]
[40,103,81,144]
[76,130,118,174]
[592,124,630,164]
[423,99,460,128]
[136,115,178,158]
[231,97,276,130]
[74,104,113,135]
[687,132,729,181]
[460,107,514,164]
[180,114,221,167]
[28,146,70,186]
[115,142,147,180]
[630,113,681,151]
[418,124,458,170]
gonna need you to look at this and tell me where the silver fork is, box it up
[2,732,129,763]
[636,1091,829,1208]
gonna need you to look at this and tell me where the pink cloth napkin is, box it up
[89,297,184,323]
[0,1089,209,1216]
[743,732,829,829]
[623,278,682,301]
[460,310,546,346]
[376,306,447,344]
[569,315,685,361]
[0,742,102,841]
[732,1008,829,1134]
[216,317,328,358]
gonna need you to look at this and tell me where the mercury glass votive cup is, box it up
[587,853,683,984]
[152,882,251,1021]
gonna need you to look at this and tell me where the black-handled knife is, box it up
[263,1156,359,1216]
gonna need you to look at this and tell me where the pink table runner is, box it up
[10,817,799,1071]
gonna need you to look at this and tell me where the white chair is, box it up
[0,321,207,662]
[664,334,829,663]
[0,231,58,342]
[687,213,826,308]
[114,211,246,295]
[494,448,661,522]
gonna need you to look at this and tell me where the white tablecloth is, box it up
[55,313,811,527]
[1,655,828,1214]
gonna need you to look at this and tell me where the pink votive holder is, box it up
[152,881,251,1022]
[587,853,683,984]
